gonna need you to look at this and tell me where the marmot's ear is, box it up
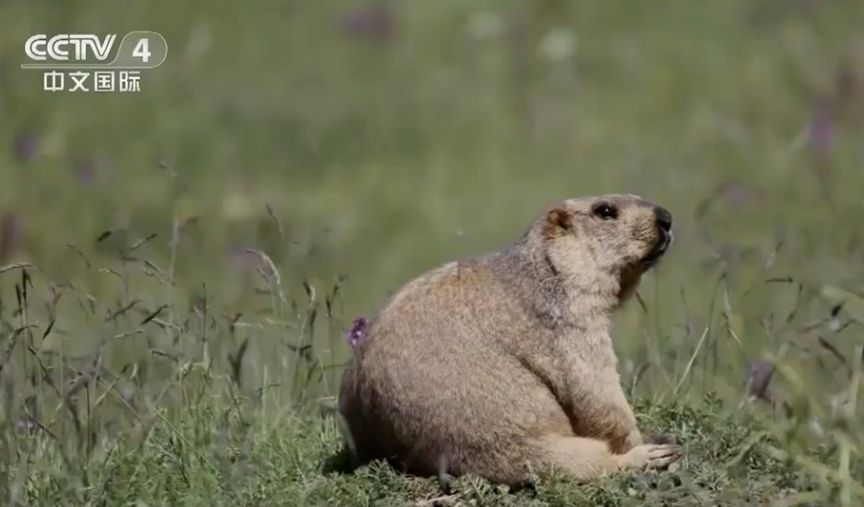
[543,207,573,239]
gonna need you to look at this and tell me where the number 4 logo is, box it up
[132,37,151,63]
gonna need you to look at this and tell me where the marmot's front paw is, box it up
[617,444,682,470]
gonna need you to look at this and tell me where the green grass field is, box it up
[1,1,864,505]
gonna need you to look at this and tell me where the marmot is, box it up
[338,194,680,486]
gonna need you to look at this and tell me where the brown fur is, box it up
[338,194,680,485]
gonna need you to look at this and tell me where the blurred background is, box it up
[1,0,864,406]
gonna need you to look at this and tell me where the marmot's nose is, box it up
[654,206,672,232]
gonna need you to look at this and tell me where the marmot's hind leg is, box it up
[536,435,682,481]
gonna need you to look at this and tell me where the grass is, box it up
[1,256,862,506]
[7,391,831,506]
[1,0,864,505]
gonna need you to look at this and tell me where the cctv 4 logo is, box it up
[25,34,152,63]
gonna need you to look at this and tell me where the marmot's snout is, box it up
[643,205,673,268]
[654,205,672,234]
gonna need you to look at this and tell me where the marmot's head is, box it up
[538,194,673,303]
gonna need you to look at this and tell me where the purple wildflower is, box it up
[0,213,21,260]
[808,107,834,159]
[74,157,97,185]
[338,4,395,41]
[226,246,264,272]
[717,180,755,209]
[746,360,775,403]
[16,416,38,433]
[12,130,38,165]
[347,317,369,347]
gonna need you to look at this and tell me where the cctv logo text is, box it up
[24,34,116,62]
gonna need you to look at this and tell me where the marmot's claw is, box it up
[621,443,683,470]
[645,444,683,469]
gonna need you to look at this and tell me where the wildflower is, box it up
[347,317,368,347]
[745,360,774,403]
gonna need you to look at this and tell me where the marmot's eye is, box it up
[592,202,619,220]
